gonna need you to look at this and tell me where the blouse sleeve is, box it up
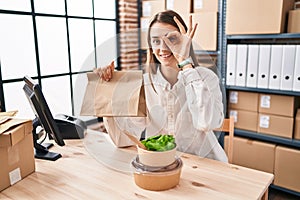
[103,116,147,147]
[179,67,224,131]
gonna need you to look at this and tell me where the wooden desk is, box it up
[0,130,274,200]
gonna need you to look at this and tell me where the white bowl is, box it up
[137,145,177,167]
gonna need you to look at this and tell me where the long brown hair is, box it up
[145,10,198,75]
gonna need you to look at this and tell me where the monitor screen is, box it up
[23,76,65,147]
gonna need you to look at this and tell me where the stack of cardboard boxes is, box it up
[226,90,300,193]
[140,0,218,51]
[228,90,299,139]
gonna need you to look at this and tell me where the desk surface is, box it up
[0,130,274,200]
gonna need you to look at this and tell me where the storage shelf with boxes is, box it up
[223,0,300,196]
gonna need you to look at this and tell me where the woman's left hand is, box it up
[162,15,198,63]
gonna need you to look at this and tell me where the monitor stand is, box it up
[42,142,54,149]
[32,118,62,161]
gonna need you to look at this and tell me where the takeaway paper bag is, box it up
[80,70,146,117]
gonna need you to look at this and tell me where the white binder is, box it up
[235,45,248,87]
[280,45,296,91]
[257,45,271,89]
[268,45,283,90]
[246,45,259,88]
[292,45,300,91]
[226,44,237,86]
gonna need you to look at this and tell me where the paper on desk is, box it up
[80,71,146,117]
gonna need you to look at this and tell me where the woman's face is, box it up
[150,22,178,68]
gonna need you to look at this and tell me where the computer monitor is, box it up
[23,75,65,161]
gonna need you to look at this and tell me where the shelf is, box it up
[234,129,300,149]
[226,86,300,97]
[270,185,300,197]
[227,33,300,40]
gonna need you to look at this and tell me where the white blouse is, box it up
[104,66,228,163]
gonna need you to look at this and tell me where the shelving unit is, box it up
[226,85,300,97]
[234,129,300,149]
[221,0,300,197]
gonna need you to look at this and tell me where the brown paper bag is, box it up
[80,70,146,117]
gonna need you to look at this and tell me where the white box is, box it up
[280,45,296,90]
[257,45,271,88]
[292,45,300,91]
[246,45,259,87]
[235,45,248,87]
[226,44,237,86]
[268,45,283,90]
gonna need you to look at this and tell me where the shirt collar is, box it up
[154,67,170,91]
[154,67,184,91]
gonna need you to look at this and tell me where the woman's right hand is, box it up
[93,60,115,81]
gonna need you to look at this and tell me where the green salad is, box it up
[141,134,176,151]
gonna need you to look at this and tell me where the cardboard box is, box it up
[193,0,219,12]
[229,109,258,132]
[274,146,300,192]
[191,12,218,51]
[226,0,295,34]
[228,90,259,112]
[258,94,299,117]
[293,109,300,140]
[288,9,300,33]
[224,136,275,173]
[142,0,165,17]
[257,113,294,138]
[0,118,35,191]
[166,0,192,16]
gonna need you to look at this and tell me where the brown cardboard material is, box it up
[80,71,147,117]
[257,113,294,138]
[274,146,300,192]
[258,94,299,117]
[191,12,218,51]
[224,136,275,173]
[142,0,166,17]
[226,0,295,34]
[294,109,300,140]
[228,90,259,112]
[193,0,218,12]
[168,0,192,16]
[229,109,258,132]
[288,9,300,33]
[0,118,35,191]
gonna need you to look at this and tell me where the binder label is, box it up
[259,115,270,128]
[229,110,238,123]
[229,91,238,104]
[260,95,271,108]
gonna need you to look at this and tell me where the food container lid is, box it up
[131,156,183,174]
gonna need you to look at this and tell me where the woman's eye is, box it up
[152,39,160,46]
[168,36,177,43]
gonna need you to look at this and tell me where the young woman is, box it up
[94,10,228,162]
